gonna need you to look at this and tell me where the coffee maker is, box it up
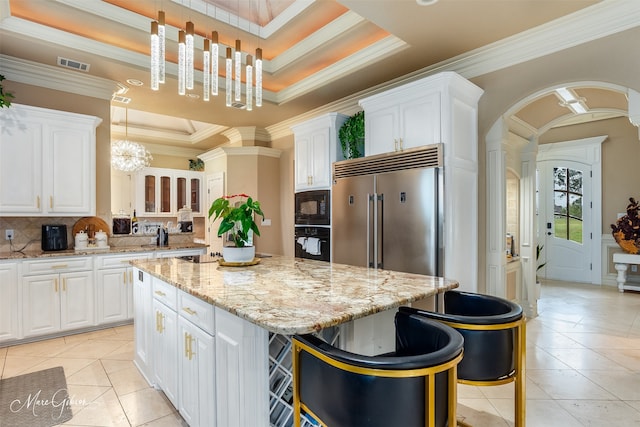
[178,206,193,232]
[42,224,68,251]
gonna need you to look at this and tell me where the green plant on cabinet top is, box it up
[338,111,364,159]
[0,74,14,108]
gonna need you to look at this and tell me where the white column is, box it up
[485,119,507,298]
[519,141,539,318]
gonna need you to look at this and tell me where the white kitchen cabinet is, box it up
[0,262,19,342]
[22,270,94,337]
[152,281,179,407]
[0,104,101,216]
[111,169,134,215]
[215,308,269,427]
[361,89,441,156]
[135,167,205,217]
[95,253,152,324]
[178,315,215,427]
[133,267,153,383]
[292,113,347,192]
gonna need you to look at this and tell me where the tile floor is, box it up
[1,280,639,426]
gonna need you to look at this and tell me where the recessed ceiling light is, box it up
[126,79,144,86]
[187,93,200,99]
[416,0,439,5]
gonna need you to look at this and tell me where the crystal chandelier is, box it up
[111,109,153,172]
[148,13,263,110]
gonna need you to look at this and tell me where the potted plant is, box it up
[338,111,364,159]
[209,193,264,262]
[0,74,15,109]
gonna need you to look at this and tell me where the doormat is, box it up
[0,366,73,427]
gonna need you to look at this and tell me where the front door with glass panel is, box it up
[540,160,592,283]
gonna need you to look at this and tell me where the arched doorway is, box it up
[485,82,636,317]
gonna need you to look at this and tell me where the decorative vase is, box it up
[222,246,256,263]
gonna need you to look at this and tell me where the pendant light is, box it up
[158,11,165,84]
[211,31,219,96]
[246,54,253,111]
[186,21,194,90]
[255,48,262,107]
[234,39,242,103]
[203,38,210,101]
[178,30,186,95]
[225,47,232,107]
[150,21,159,90]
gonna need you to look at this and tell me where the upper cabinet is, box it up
[134,167,204,217]
[292,113,347,192]
[0,104,102,216]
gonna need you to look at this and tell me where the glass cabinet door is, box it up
[177,177,187,210]
[190,177,200,213]
[160,175,171,213]
[144,175,156,213]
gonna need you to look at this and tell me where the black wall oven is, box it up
[295,226,330,262]
[294,190,330,226]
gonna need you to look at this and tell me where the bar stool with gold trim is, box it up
[292,311,464,427]
[400,290,526,427]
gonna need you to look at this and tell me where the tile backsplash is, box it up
[0,216,205,252]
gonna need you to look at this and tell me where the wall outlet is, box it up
[632,265,638,273]
[5,229,14,240]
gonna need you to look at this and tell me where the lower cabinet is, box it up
[0,262,19,341]
[152,297,179,407]
[96,253,153,324]
[22,266,94,337]
[178,316,215,427]
[134,269,269,427]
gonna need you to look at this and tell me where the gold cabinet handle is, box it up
[184,332,190,358]
[54,278,58,293]
[182,307,197,316]
[37,196,40,209]
[123,271,127,285]
[52,264,68,269]
[62,278,67,292]
[129,271,133,283]
[156,311,164,333]
[154,290,166,297]
[185,332,195,360]
[50,196,53,209]
[399,137,403,151]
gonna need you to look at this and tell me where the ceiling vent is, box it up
[57,56,90,72]
[231,102,246,109]
[111,94,132,104]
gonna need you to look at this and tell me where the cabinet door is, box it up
[310,129,331,189]
[178,317,215,427]
[153,299,179,407]
[0,116,43,214]
[399,90,441,149]
[0,263,19,341]
[46,124,94,214]
[22,274,60,337]
[111,170,134,215]
[96,268,129,324]
[294,134,312,191]
[365,105,398,156]
[215,308,269,427]
[133,268,153,381]
[60,271,95,330]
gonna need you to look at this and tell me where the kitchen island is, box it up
[131,255,458,427]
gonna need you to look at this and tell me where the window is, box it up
[553,167,583,243]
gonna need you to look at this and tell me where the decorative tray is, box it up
[218,258,261,267]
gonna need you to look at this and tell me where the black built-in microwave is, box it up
[294,190,330,225]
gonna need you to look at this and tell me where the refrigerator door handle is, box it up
[367,193,375,267]
[377,193,383,269]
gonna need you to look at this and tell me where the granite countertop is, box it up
[0,243,207,260]
[131,255,459,335]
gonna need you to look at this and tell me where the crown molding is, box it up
[141,142,204,158]
[198,146,282,162]
[0,54,118,100]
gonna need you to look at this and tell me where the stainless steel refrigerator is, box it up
[332,146,443,276]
